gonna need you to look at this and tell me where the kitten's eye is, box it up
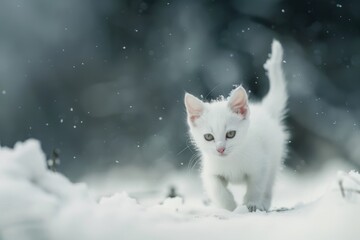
[226,131,236,139]
[204,133,214,141]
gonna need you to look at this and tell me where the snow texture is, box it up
[0,139,360,240]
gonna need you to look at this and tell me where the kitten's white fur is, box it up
[184,40,289,212]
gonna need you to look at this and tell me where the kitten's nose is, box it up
[217,147,225,154]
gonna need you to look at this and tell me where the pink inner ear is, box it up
[184,93,204,124]
[188,110,202,124]
[228,87,249,117]
[233,102,248,115]
[240,106,247,115]
[190,115,199,122]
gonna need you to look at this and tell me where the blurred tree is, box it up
[0,0,359,179]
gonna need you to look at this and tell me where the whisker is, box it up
[190,157,201,171]
[176,145,190,156]
[188,152,202,172]
[177,138,195,163]
[187,153,198,171]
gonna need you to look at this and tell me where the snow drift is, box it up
[0,139,359,240]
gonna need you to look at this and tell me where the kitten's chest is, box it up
[220,166,246,183]
[204,157,248,183]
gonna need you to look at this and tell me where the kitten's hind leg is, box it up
[262,177,275,211]
[202,174,237,211]
[262,163,278,211]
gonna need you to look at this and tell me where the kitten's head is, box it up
[184,86,250,159]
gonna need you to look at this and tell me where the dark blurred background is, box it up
[1,0,359,180]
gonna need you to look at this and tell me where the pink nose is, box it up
[217,147,225,154]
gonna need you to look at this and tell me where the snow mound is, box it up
[1,139,360,240]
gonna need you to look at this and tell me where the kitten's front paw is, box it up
[247,204,257,212]
[246,202,265,212]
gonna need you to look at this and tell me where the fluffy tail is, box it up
[262,40,287,120]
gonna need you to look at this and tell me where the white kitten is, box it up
[184,40,289,212]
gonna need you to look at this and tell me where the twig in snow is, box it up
[337,171,360,198]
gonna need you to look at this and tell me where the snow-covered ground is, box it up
[0,139,359,240]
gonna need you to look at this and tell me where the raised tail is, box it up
[262,40,287,120]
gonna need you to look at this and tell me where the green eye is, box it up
[204,133,214,141]
[226,131,236,139]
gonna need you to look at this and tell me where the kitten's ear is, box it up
[184,93,204,123]
[228,86,249,118]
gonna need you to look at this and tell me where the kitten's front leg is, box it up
[244,176,267,212]
[202,174,236,211]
